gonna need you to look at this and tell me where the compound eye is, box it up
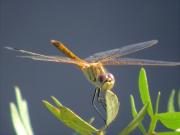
[98,74,106,83]
[107,73,114,80]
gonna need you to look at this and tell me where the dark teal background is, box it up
[1,0,180,134]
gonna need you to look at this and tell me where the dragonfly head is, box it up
[98,73,115,91]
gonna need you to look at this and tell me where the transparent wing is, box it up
[5,46,82,65]
[85,40,158,62]
[102,58,180,66]
[17,55,79,64]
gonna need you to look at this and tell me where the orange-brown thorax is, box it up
[81,62,115,91]
[51,40,115,91]
[81,62,106,84]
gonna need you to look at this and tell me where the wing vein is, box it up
[85,40,158,62]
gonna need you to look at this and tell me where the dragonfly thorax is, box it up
[81,63,115,90]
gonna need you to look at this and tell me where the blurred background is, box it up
[1,0,180,135]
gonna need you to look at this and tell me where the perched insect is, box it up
[5,39,180,120]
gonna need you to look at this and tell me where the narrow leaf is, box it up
[130,95,146,134]
[157,132,180,135]
[168,90,175,112]
[72,117,95,135]
[43,100,61,118]
[88,117,95,124]
[178,90,180,110]
[51,96,63,107]
[105,90,120,126]
[139,68,153,117]
[15,86,34,135]
[43,98,99,135]
[10,103,27,135]
[156,112,180,130]
[155,92,161,114]
[119,103,148,135]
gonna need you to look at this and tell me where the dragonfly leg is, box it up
[92,87,106,124]
[97,92,106,111]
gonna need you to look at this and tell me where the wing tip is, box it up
[151,39,158,44]
[4,46,22,52]
[4,46,14,50]
[4,46,20,51]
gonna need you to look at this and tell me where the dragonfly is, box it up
[5,39,180,120]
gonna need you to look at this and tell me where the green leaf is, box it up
[157,132,180,135]
[155,92,161,114]
[148,92,161,134]
[72,117,96,135]
[178,90,180,110]
[130,95,146,135]
[43,97,99,135]
[148,115,157,134]
[168,90,176,112]
[139,68,153,117]
[105,90,120,126]
[119,103,148,135]
[51,96,63,107]
[10,86,34,135]
[10,103,27,135]
[88,117,95,125]
[15,86,33,135]
[156,112,180,130]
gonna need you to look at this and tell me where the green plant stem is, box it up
[178,90,180,110]
[96,131,105,135]
[157,131,180,135]
[119,104,148,135]
[148,116,157,135]
[130,95,147,135]
[168,90,175,112]
[155,92,161,114]
[148,92,160,135]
